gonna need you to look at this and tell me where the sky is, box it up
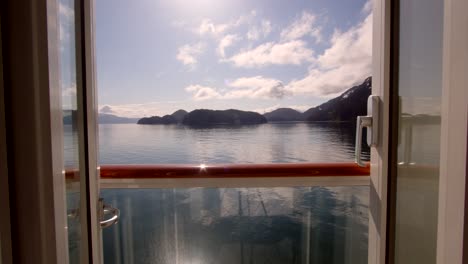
[60,0,372,118]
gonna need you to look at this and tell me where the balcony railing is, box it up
[66,162,370,188]
[66,163,371,263]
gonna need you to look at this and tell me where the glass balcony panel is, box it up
[102,186,369,264]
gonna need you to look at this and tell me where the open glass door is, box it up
[368,0,445,263]
[366,0,391,263]
[59,0,104,263]
[368,0,466,263]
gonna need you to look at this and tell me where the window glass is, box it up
[394,0,443,262]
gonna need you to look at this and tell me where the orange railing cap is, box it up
[66,162,370,180]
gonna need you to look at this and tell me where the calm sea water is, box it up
[96,122,369,165]
[65,122,370,264]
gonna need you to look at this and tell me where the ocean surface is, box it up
[65,122,370,264]
[97,122,369,165]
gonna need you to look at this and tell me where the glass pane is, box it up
[394,0,443,263]
[59,0,81,262]
[102,186,369,264]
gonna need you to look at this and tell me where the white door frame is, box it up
[368,0,391,263]
[4,0,464,263]
[75,0,101,262]
[371,0,468,263]
[436,0,468,263]
[1,0,103,263]
[0,0,69,262]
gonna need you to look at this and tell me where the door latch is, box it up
[99,198,120,228]
[355,95,379,167]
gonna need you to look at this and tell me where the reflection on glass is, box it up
[102,187,369,264]
[59,0,81,262]
[394,0,443,263]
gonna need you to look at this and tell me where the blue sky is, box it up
[60,0,372,117]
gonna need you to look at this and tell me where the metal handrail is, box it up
[65,163,371,188]
[65,162,370,180]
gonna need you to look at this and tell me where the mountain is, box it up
[63,111,138,124]
[138,115,177,125]
[137,109,188,125]
[303,77,371,122]
[182,109,267,126]
[171,109,188,123]
[99,114,139,124]
[263,108,304,122]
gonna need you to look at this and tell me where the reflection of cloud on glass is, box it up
[400,97,441,116]
[62,83,77,109]
[58,1,74,46]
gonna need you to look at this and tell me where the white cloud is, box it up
[252,104,310,114]
[185,76,291,101]
[198,19,231,36]
[261,20,273,36]
[234,10,257,26]
[100,105,115,114]
[185,85,221,100]
[171,20,188,28]
[176,42,205,66]
[280,11,322,42]
[247,19,272,41]
[197,11,257,37]
[252,104,281,114]
[362,1,373,14]
[217,34,241,58]
[247,28,260,41]
[184,8,372,99]
[288,105,312,112]
[226,76,290,99]
[228,40,314,68]
[98,101,186,118]
[287,13,372,96]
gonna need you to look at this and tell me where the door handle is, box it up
[355,95,379,167]
[99,198,120,228]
